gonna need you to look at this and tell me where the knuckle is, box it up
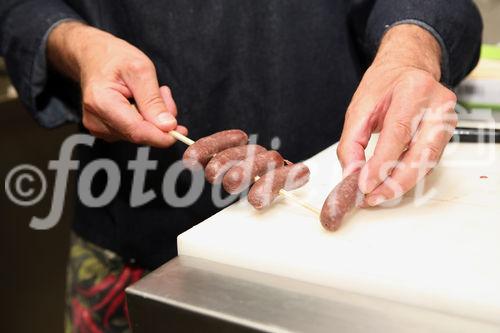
[125,124,144,144]
[401,75,439,101]
[345,106,355,118]
[403,71,433,90]
[392,119,413,143]
[336,141,348,162]
[82,113,100,134]
[87,126,104,139]
[345,104,361,121]
[162,85,172,95]
[143,94,165,110]
[399,180,414,196]
[444,89,458,104]
[82,86,98,111]
[447,110,458,128]
[82,113,92,130]
[439,85,457,99]
[82,114,107,139]
[428,127,448,144]
[90,130,105,139]
[336,143,343,157]
[344,105,370,129]
[127,58,154,74]
[424,143,442,162]
[82,85,106,113]
[343,111,352,124]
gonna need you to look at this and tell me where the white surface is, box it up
[178,140,500,325]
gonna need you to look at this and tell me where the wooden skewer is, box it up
[129,106,319,215]
[277,188,321,216]
[169,129,321,216]
[169,129,195,145]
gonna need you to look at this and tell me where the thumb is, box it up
[159,85,178,117]
[121,60,177,132]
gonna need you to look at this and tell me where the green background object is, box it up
[481,44,500,60]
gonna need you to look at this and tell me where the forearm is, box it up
[374,24,441,81]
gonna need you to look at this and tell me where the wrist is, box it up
[47,21,100,82]
[373,24,442,81]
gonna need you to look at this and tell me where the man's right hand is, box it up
[47,21,187,147]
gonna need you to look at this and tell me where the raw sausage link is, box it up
[223,150,284,194]
[205,145,266,184]
[320,171,362,231]
[247,163,310,209]
[183,129,248,169]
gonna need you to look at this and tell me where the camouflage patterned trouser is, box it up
[65,234,148,333]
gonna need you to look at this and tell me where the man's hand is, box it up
[337,24,457,206]
[47,21,187,147]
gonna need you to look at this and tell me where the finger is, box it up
[128,121,180,147]
[365,105,457,206]
[359,91,427,194]
[93,88,180,148]
[337,119,369,177]
[121,60,177,131]
[337,91,392,177]
[82,111,121,142]
[159,85,178,117]
[110,81,133,100]
[174,125,188,137]
[337,108,374,176]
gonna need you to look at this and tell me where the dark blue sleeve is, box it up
[363,0,483,87]
[0,1,83,128]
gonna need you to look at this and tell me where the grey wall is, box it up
[476,0,500,43]
[0,100,76,333]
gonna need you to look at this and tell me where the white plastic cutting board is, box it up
[178,140,500,325]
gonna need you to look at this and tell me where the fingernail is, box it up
[366,195,386,207]
[156,113,176,127]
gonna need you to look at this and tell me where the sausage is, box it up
[223,150,284,194]
[320,171,362,231]
[183,130,248,169]
[248,163,310,209]
[204,144,266,184]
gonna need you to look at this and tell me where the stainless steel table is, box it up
[126,256,499,333]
